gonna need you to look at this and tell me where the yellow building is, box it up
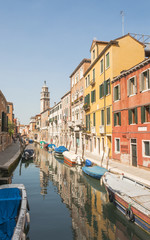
[83,34,145,159]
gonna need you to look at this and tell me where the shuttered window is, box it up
[141,105,150,123]
[100,59,103,74]
[99,83,104,98]
[86,114,91,131]
[106,52,110,68]
[143,141,150,157]
[91,90,96,103]
[128,108,138,124]
[139,69,150,92]
[114,112,121,126]
[107,107,110,125]
[93,69,95,82]
[127,76,137,96]
[101,110,104,125]
[93,112,96,126]
[113,84,120,101]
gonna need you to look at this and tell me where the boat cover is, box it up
[0,188,21,239]
[85,159,92,166]
[48,144,56,148]
[82,166,108,179]
[55,146,68,153]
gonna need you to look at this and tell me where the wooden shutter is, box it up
[104,81,107,96]
[119,112,121,125]
[114,113,116,126]
[135,107,138,124]
[86,115,88,130]
[91,91,93,103]
[99,85,101,98]
[108,79,111,94]
[94,90,96,102]
[141,106,145,123]
[113,86,115,101]
[89,114,91,131]
[128,109,132,125]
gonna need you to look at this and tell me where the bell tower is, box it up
[40,81,50,113]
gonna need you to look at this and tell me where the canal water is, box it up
[8,144,149,239]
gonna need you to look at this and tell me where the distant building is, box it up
[7,102,14,124]
[112,58,150,169]
[40,81,50,113]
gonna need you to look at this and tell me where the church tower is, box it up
[40,81,50,113]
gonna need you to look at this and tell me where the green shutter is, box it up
[89,114,91,131]
[91,91,93,103]
[104,81,107,96]
[135,107,138,124]
[94,90,95,102]
[114,113,116,126]
[141,106,145,123]
[119,112,121,125]
[99,85,101,98]
[128,109,132,125]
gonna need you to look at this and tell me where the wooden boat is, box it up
[0,184,30,239]
[22,148,35,160]
[63,151,80,166]
[102,172,150,234]
[82,166,108,179]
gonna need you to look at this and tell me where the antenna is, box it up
[120,11,124,36]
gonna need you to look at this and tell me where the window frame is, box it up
[115,138,120,153]
[107,107,110,125]
[113,84,120,102]
[140,69,150,92]
[100,58,104,74]
[127,75,137,97]
[142,140,150,157]
[106,52,110,69]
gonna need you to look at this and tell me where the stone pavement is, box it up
[70,147,150,187]
[0,139,22,170]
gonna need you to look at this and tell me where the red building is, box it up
[112,58,150,169]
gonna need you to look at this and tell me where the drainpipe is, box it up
[104,54,106,137]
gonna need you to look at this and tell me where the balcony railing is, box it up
[83,103,90,111]
[90,79,95,86]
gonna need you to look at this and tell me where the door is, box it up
[131,139,137,167]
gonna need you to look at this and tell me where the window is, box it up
[93,69,95,82]
[7,106,10,113]
[107,107,110,125]
[127,76,137,96]
[80,67,83,79]
[140,69,150,92]
[93,113,96,126]
[114,112,121,126]
[128,108,138,124]
[93,49,95,60]
[104,79,111,95]
[113,84,120,101]
[91,90,96,103]
[100,59,103,74]
[143,141,150,157]
[85,77,87,88]
[101,110,104,125]
[86,114,90,131]
[84,94,90,109]
[106,52,110,69]
[141,105,150,123]
[72,77,74,87]
[99,83,104,98]
[115,138,120,153]
[88,74,90,86]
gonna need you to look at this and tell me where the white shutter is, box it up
[127,79,129,96]
[118,84,121,100]
[139,73,142,92]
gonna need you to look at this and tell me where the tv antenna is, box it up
[120,11,124,36]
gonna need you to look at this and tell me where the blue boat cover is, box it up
[55,146,68,153]
[0,188,21,239]
[85,159,92,166]
[29,139,34,143]
[82,166,108,179]
[48,144,56,148]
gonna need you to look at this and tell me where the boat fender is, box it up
[108,192,114,202]
[26,212,30,223]
[27,200,30,211]
[125,205,134,221]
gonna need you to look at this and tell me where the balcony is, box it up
[75,119,82,127]
[99,125,104,134]
[90,79,95,86]
[83,103,90,111]
[91,126,96,134]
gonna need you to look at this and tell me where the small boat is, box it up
[29,139,34,144]
[102,172,150,234]
[82,165,108,179]
[63,151,84,166]
[48,143,56,151]
[0,184,30,239]
[54,146,68,159]
[22,149,35,160]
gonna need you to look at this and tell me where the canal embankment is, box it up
[0,139,24,179]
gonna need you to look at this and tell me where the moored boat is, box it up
[0,184,30,239]
[63,151,83,167]
[102,172,150,234]
[22,148,35,160]
[82,165,108,179]
[54,146,68,159]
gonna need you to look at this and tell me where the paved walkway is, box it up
[70,147,150,187]
[0,139,22,170]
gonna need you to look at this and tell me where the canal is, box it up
[7,144,150,239]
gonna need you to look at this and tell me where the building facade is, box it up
[69,58,91,151]
[84,34,145,162]
[112,58,150,168]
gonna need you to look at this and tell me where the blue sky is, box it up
[0,0,150,124]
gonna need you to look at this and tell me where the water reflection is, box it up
[30,144,149,240]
